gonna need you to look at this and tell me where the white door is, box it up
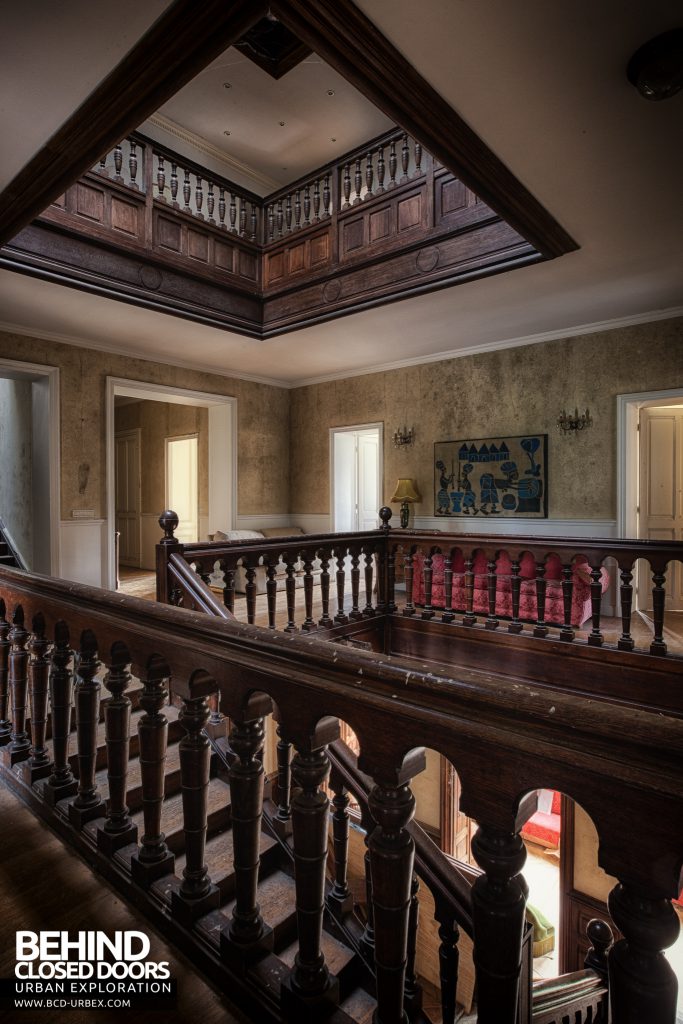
[115,430,141,568]
[332,426,382,532]
[166,435,199,544]
[638,407,683,609]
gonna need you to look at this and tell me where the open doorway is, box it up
[330,424,383,532]
[106,377,236,591]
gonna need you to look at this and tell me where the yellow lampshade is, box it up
[391,478,420,503]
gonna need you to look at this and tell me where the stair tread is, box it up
[44,702,179,751]
[175,826,278,895]
[130,775,231,843]
[340,987,377,1024]
[94,742,181,801]
[194,869,297,948]
[279,929,356,977]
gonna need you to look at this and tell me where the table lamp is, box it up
[391,478,420,528]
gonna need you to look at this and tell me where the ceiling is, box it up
[0,0,681,386]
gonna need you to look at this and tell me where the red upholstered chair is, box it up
[521,789,562,849]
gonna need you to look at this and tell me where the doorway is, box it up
[166,435,199,544]
[115,428,141,568]
[330,424,382,532]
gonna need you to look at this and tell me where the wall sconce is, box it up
[558,407,592,435]
[393,425,415,449]
[391,478,421,528]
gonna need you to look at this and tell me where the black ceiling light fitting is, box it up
[627,28,683,101]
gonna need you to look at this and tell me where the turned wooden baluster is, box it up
[221,712,273,962]
[183,168,191,213]
[171,692,220,924]
[98,153,108,174]
[273,723,292,838]
[400,133,410,182]
[244,559,257,625]
[422,552,436,620]
[170,161,178,207]
[353,157,363,204]
[533,559,549,637]
[218,189,227,229]
[471,824,529,1023]
[386,544,397,614]
[265,559,278,629]
[156,154,165,199]
[368,773,418,1024]
[128,139,138,188]
[22,612,51,783]
[230,193,238,233]
[220,561,235,615]
[276,199,283,237]
[335,551,349,624]
[114,143,123,182]
[560,562,575,642]
[349,552,362,620]
[2,606,31,766]
[294,189,301,229]
[303,184,311,226]
[323,174,331,216]
[508,558,523,633]
[131,661,174,884]
[436,908,460,1024]
[403,552,416,616]
[281,721,341,1013]
[318,553,333,627]
[377,145,386,192]
[587,563,605,647]
[365,149,374,197]
[327,773,353,915]
[43,622,77,806]
[442,553,455,623]
[414,141,423,176]
[342,163,352,207]
[68,630,104,827]
[486,557,499,629]
[313,179,321,221]
[195,176,203,218]
[285,194,292,233]
[463,556,476,626]
[363,551,375,616]
[404,874,422,1014]
[238,197,246,237]
[302,558,316,631]
[284,556,298,633]
[0,599,11,746]
[388,139,398,187]
[267,203,275,241]
[207,181,215,224]
[250,202,258,240]
[608,882,679,1023]
[618,564,635,651]
[650,565,668,655]
[97,643,138,854]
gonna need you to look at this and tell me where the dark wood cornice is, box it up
[270,0,578,259]
[0,0,268,247]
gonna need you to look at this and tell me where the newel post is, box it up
[156,510,181,604]
[377,507,392,614]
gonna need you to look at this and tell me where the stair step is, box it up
[0,554,16,565]
[44,704,182,770]
[130,776,231,855]
[340,987,377,1024]
[94,743,182,811]
[175,826,280,902]
[279,930,357,989]
[194,868,298,950]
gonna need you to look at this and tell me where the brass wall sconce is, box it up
[392,425,415,448]
[558,407,592,435]
[391,478,420,528]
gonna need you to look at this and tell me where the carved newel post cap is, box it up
[159,509,179,543]
[379,506,392,530]
[586,917,614,953]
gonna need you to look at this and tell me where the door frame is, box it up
[329,422,383,532]
[0,357,60,575]
[106,377,237,590]
[115,427,142,569]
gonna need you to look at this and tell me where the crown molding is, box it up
[145,114,280,195]
[292,306,683,387]
[0,319,291,390]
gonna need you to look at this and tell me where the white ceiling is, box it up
[0,0,681,385]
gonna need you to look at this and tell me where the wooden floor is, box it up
[0,781,253,1024]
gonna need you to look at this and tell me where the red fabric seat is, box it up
[521,790,562,849]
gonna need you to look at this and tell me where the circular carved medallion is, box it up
[139,265,162,291]
[416,246,439,273]
[322,279,342,303]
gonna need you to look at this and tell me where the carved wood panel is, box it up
[153,209,258,284]
[263,227,332,287]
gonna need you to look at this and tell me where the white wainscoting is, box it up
[236,514,294,532]
[295,514,331,535]
[59,520,107,588]
[411,516,618,538]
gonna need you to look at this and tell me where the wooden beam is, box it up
[0,0,268,246]
[270,0,578,259]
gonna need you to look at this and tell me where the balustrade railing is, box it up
[340,130,425,210]
[264,171,333,243]
[94,136,146,191]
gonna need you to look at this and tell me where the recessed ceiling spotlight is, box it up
[279,121,286,127]
[223,82,232,89]
[223,130,231,136]
[330,137,337,142]
[326,89,335,96]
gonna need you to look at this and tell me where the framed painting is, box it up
[434,434,548,518]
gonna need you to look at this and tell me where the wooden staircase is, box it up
[0,525,22,569]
